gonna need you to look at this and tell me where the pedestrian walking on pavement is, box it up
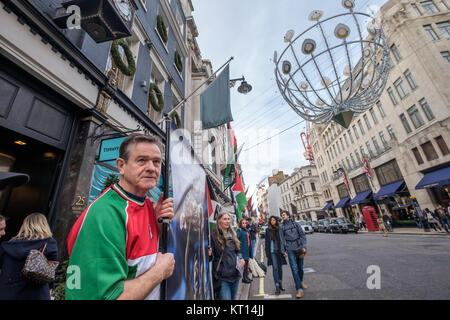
[0,213,58,300]
[237,218,253,284]
[435,206,450,234]
[247,218,258,257]
[265,216,287,295]
[361,215,367,230]
[210,212,245,300]
[377,212,388,237]
[424,208,441,232]
[280,211,307,299]
[382,210,393,232]
[411,209,422,229]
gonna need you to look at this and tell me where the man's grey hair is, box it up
[0,214,5,222]
[119,133,162,162]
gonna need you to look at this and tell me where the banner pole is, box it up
[159,114,172,300]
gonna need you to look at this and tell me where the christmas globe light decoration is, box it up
[274,0,392,128]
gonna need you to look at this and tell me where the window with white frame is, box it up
[372,136,381,154]
[379,131,389,148]
[404,69,418,90]
[423,24,440,40]
[387,87,399,105]
[407,105,425,128]
[421,0,440,13]
[436,21,450,39]
[400,113,413,133]
[358,119,366,135]
[438,0,449,10]
[390,44,402,62]
[419,98,435,121]
[386,125,396,140]
[412,3,422,15]
[363,114,372,130]
[377,101,386,118]
[442,51,450,66]
[353,124,360,139]
[394,77,409,99]
[369,108,379,124]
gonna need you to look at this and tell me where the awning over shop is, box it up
[415,166,450,190]
[373,180,405,200]
[349,190,372,205]
[335,197,350,208]
[322,201,334,211]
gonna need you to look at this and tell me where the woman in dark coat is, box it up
[0,213,58,300]
[265,215,287,295]
[237,219,253,283]
[209,212,245,300]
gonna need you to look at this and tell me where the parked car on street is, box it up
[318,219,331,233]
[296,220,313,234]
[329,217,359,233]
[309,221,319,232]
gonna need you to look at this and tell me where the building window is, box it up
[366,141,374,157]
[344,134,350,148]
[421,1,440,14]
[379,131,389,148]
[421,141,439,160]
[423,24,440,40]
[412,3,423,15]
[412,147,425,165]
[336,142,341,154]
[374,160,404,186]
[352,174,371,193]
[417,98,435,121]
[407,105,426,128]
[360,145,366,158]
[400,114,413,134]
[387,87,399,105]
[404,69,418,90]
[346,156,352,170]
[363,114,372,130]
[314,197,320,207]
[353,125,360,140]
[348,130,354,143]
[436,21,450,39]
[376,101,386,118]
[387,125,396,140]
[308,170,312,176]
[369,108,379,124]
[350,153,356,167]
[441,51,450,66]
[340,138,345,151]
[311,182,316,191]
[438,0,449,10]
[355,149,362,164]
[394,77,409,99]
[372,136,381,154]
[390,44,402,62]
[435,135,450,155]
[358,120,366,135]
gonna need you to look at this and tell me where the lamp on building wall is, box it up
[273,0,392,128]
[230,76,253,94]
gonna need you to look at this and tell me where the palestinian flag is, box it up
[223,123,237,189]
[232,167,247,221]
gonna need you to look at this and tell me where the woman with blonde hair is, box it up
[0,213,58,300]
[209,212,245,300]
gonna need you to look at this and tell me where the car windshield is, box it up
[323,221,330,226]
[311,221,317,226]
[299,221,307,225]
[337,218,345,224]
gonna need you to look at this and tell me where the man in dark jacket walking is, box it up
[280,211,307,299]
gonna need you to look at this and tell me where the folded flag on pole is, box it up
[363,158,372,179]
[223,123,237,189]
[201,65,233,130]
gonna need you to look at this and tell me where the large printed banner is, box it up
[167,124,213,300]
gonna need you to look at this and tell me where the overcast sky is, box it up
[193,0,388,200]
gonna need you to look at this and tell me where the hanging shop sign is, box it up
[98,136,126,162]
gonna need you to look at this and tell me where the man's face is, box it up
[281,212,289,221]
[0,220,5,238]
[117,142,162,196]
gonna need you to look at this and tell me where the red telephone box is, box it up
[362,206,379,231]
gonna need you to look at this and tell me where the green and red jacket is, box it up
[66,184,159,300]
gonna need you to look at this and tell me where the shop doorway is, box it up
[0,127,63,241]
